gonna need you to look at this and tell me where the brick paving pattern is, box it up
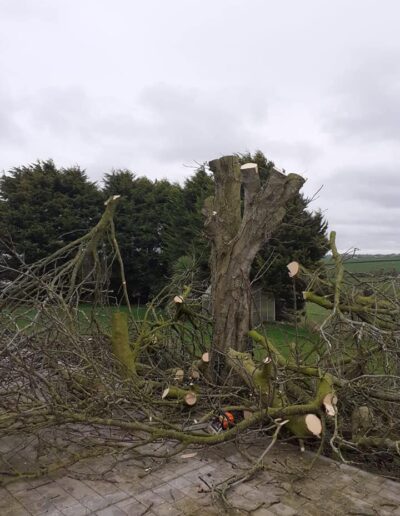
[1,438,399,515]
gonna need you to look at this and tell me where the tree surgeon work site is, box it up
[1,155,400,515]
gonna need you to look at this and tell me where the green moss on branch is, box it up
[111,311,136,376]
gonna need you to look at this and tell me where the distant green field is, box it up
[324,256,400,275]
[305,257,400,323]
[342,259,400,274]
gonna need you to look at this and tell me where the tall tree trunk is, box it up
[203,155,304,381]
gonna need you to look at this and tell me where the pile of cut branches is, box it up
[0,197,399,490]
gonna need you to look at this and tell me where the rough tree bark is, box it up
[203,155,304,381]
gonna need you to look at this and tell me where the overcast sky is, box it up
[1,0,399,253]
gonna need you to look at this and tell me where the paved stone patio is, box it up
[1,437,400,515]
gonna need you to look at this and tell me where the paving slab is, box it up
[2,437,400,515]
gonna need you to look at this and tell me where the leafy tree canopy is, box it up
[103,170,183,301]
[164,166,214,283]
[0,160,103,262]
[0,155,328,315]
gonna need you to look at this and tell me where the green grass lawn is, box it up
[78,303,149,328]
[305,302,330,325]
[253,319,321,362]
[3,292,334,367]
[4,302,321,363]
[2,303,152,334]
[89,305,322,361]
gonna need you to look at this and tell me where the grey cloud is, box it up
[0,82,269,177]
[6,86,145,146]
[333,208,400,229]
[0,0,58,21]
[325,198,400,252]
[137,83,269,162]
[324,165,400,209]
[316,162,400,252]
[265,140,323,170]
[31,83,269,163]
[1,1,400,252]
[332,222,399,254]
[0,111,23,146]
[28,87,95,139]
[326,52,400,143]
[0,89,27,146]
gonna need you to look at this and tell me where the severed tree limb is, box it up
[189,352,209,380]
[302,231,399,332]
[111,311,136,377]
[330,231,344,315]
[353,436,400,454]
[167,368,185,383]
[227,348,274,404]
[161,386,198,406]
[227,347,324,439]
[303,292,398,318]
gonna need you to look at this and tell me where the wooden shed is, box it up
[250,283,276,324]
